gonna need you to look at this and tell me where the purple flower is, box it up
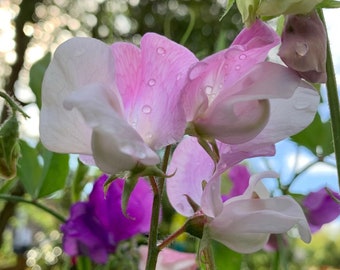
[61,175,153,264]
[303,188,340,233]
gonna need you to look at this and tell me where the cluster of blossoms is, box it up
[39,4,340,267]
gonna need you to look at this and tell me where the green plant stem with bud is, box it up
[318,8,340,189]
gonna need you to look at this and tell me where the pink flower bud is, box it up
[278,11,327,83]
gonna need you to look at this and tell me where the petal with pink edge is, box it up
[113,33,198,149]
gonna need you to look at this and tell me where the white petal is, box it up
[40,37,119,154]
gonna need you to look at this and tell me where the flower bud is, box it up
[278,11,327,83]
[0,115,20,180]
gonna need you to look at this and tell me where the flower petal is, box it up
[40,37,117,154]
[64,84,159,174]
[209,196,311,253]
[182,20,279,122]
[166,137,215,217]
[113,33,198,149]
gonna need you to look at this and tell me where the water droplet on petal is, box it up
[205,85,213,95]
[294,100,309,110]
[189,62,207,80]
[176,73,182,81]
[235,65,241,71]
[296,42,309,57]
[157,47,166,55]
[148,79,156,86]
[142,105,152,114]
[120,145,135,156]
[239,54,247,60]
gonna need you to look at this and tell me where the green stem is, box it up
[145,145,172,269]
[318,9,340,189]
[0,194,66,222]
[180,8,195,45]
[0,91,29,118]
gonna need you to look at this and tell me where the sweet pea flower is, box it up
[138,246,197,270]
[61,175,153,264]
[303,188,340,233]
[167,139,311,253]
[182,20,319,145]
[40,33,197,175]
[278,11,327,83]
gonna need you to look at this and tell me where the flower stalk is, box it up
[318,9,340,189]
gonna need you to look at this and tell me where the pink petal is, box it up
[113,33,198,149]
[64,85,159,174]
[40,37,118,154]
[166,137,215,217]
[182,20,279,122]
[201,174,223,218]
[195,62,303,144]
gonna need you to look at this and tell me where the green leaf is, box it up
[36,142,69,198]
[29,53,51,109]
[318,0,340,8]
[122,175,139,216]
[17,140,43,197]
[220,0,235,21]
[291,113,333,156]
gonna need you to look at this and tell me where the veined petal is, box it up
[113,33,198,149]
[166,137,215,217]
[209,196,311,253]
[40,37,118,154]
[195,62,306,144]
[64,84,159,174]
[182,20,279,122]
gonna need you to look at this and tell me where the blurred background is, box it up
[0,0,339,269]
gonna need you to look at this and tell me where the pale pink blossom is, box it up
[138,246,197,270]
[40,34,197,174]
[167,140,311,253]
[182,20,319,144]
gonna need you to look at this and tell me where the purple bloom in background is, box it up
[303,188,340,233]
[61,175,153,264]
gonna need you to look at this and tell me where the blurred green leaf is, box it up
[17,140,42,197]
[211,240,243,270]
[37,143,69,198]
[291,113,333,156]
[29,53,51,109]
[318,0,340,8]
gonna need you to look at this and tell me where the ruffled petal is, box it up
[182,20,279,122]
[64,84,159,174]
[209,196,311,253]
[113,33,198,149]
[40,37,117,154]
[166,137,215,217]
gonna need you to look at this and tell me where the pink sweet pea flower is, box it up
[182,20,319,144]
[303,188,340,233]
[167,140,311,253]
[40,33,197,174]
[138,246,197,270]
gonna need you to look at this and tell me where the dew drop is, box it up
[142,105,152,114]
[148,79,156,86]
[239,54,247,60]
[205,85,213,95]
[176,73,182,81]
[235,65,241,70]
[120,145,135,156]
[157,47,166,55]
[296,42,309,57]
[189,62,207,80]
[145,133,153,141]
